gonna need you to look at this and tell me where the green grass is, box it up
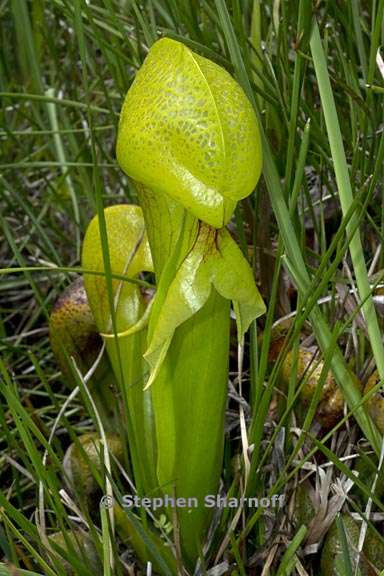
[1,1,384,574]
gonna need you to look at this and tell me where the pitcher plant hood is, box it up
[116,37,262,228]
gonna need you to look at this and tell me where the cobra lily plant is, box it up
[81,37,265,569]
[82,205,158,497]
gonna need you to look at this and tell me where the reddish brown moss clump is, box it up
[280,348,361,428]
[49,277,102,383]
[364,370,384,433]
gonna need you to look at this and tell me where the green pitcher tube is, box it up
[82,204,157,496]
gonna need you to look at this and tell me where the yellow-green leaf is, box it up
[144,223,265,385]
[209,228,266,340]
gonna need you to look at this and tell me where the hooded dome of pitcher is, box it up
[116,38,262,228]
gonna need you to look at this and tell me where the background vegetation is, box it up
[1,0,384,574]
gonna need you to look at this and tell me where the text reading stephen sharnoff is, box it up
[101,494,285,510]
